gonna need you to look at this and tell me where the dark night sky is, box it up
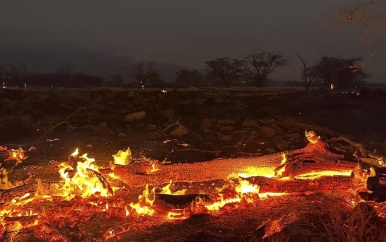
[0,0,385,82]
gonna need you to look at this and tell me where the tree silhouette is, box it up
[129,61,163,88]
[205,57,244,87]
[296,53,318,91]
[313,56,368,88]
[175,69,204,87]
[243,52,288,88]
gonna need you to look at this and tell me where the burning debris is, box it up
[0,130,384,241]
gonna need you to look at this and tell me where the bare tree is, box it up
[129,61,163,88]
[242,52,288,88]
[296,53,318,91]
[205,57,244,87]
[57,64,73,87]
[3,62,31,88]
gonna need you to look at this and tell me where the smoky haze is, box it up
[0,0,385,82]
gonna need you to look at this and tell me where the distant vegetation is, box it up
[0,51,370,90]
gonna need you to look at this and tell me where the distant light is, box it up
[24,84,27,88]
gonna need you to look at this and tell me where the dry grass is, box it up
[321,203,386,242]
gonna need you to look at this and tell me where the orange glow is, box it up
[129,184,156,216]
[59,150,113,199]
[6,147,27,165]
[294,170,352,180]
[113,148,132,165]
[305,130,320,144]
[148,161,160,174]
[237,166,276,178]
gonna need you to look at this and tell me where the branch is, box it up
[162,117,182,132]
[32,107,86,145]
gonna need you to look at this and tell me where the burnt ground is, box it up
[2,86,386,241]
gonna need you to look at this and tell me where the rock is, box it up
[200,118,214,130]
[217,119,236,126]
[241,120,258,128]
[118,132,127,138]
[170,125,189,136]
[221,125,234,133]
[147,124,158,131]
[93,122,115,135]
[150,131,164,140]
[124,111,146,122]
[260,126,276,138]
[161,109,175,120]
[265,147,277,154]
[220,135,233,142]
[283,133,302,142]
[275,138,289,151]
[272,125,284,135]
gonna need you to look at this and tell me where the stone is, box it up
[170,125,189,136]
[275,138,289,151]
[241,120,258,128]
[147,124,157,131]
[150,132,164,140]
[124,111,146,122]
[260,126,276,138]
[93,122,115,135]
[265,147,277,154]
[221,125,234,133]
[200,118,214,130]
[272,125,284,135]
[220,135,233,142]
[217,119,236,126]
[161,109,175,120]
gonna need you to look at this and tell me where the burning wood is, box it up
[0,131,372,241]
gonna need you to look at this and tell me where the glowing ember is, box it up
[5,147,27,165]
[294,170,352,180]
[237,166,276,178]
[59,150,113,199]
[113,147,132,165]
[130,184,156,216]
[305,130,320,144]
[147,160,160,174]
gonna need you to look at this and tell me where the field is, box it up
[1,86,386,241]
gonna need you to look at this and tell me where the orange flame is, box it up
[59,150,113,199]
[113,148,132,166]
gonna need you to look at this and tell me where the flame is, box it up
[305,130,320,144]
[204,179,260,212]
[237,166,276,179]
[6,147,27,165]
[129,184,155,216]
[148,161,160,174]
[59,150,113,198]
[294,170,352,180]
[113,148,132,166]
[160,180,173,194]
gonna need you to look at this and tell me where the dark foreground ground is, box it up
[1,86,386,241]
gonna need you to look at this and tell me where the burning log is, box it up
[274,131,358,179]
[244,175,363,194]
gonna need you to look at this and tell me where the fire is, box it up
[305,130,320,144]
[130,184,156,216]
[5,147,27,165]
[159,180,187,195]
[113,148,132,165]
[204,178,260,212]
[237,166,276,178]
[235,179,259,194]
[148,161,160,174]
[59,150,113,199]
[294,170,352,180]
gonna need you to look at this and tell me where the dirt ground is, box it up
[2,86,386,241]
